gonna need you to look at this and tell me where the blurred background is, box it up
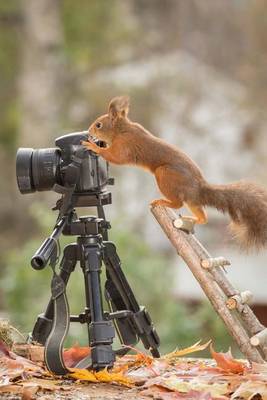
[0,0,267,356]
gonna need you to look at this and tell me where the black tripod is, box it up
[31,195,160,374]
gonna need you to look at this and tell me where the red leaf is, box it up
[210,345,245,374]
[0,340,11,357]
[63,344,91,368]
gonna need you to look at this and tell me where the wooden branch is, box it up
[12,343,44,363]
[151,205,265,363]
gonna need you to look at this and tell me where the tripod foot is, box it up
[151,348,160,358]
[74,346,116,370]
[91,345,115,370]
[89,321,116,370]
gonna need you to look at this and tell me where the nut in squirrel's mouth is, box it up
[88,133,98,143]
[81,130,98,144]
[87,132,110,147]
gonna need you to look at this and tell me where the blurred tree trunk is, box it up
[19,0,64,147]
[0,0,66,256]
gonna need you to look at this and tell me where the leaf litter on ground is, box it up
[0,338,267,399]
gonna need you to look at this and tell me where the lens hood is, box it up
[16,148,34,193]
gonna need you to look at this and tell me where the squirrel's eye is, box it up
[95,121,102,129]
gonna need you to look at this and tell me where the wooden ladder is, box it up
[151,205,267,363]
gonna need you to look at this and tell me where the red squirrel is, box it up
[82,96,267,249]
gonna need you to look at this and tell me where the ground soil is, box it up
[0,383,146,400]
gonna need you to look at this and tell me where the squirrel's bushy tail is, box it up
[200,181,267,249]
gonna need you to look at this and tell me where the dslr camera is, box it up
[16,131,111,199]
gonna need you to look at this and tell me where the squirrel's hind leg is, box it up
[185,203,208,225]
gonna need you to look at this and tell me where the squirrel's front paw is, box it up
[81,140,100,153]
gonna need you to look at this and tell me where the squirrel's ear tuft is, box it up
[108,96,130,121]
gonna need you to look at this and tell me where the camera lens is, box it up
[16,147,60,194]
[31,148,61,192]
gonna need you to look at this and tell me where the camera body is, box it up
[16,132,110,195]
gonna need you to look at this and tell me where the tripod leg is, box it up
[31,243,77,344]
[103,241,160,357]
[105,278,138,347]
[79,238,115,370]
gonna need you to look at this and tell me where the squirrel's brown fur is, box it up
[82,96,267,249]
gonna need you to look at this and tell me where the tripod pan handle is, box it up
[31,237,57,270]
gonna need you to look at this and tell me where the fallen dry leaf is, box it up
[143,375,229,397]
[0,342,45,389]
[231,380,267,400]
[250,362,267,378]
[0,383,38,400]
[0,355,25,383]
[21,386,39,400]
[95,368,133,386]
[63,344,91,367]
[0,377,70,399]
[69,367,133,386]
[68,368,98,382]
[123,357,171,383]
[210,345,246,374]
[164,341,211,362]
[0,340,11,357]
[121,346,154,369]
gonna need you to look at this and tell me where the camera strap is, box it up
[53,149,87,218]
[44,252,70,375]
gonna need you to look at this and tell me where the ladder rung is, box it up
[201,257,230,269]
